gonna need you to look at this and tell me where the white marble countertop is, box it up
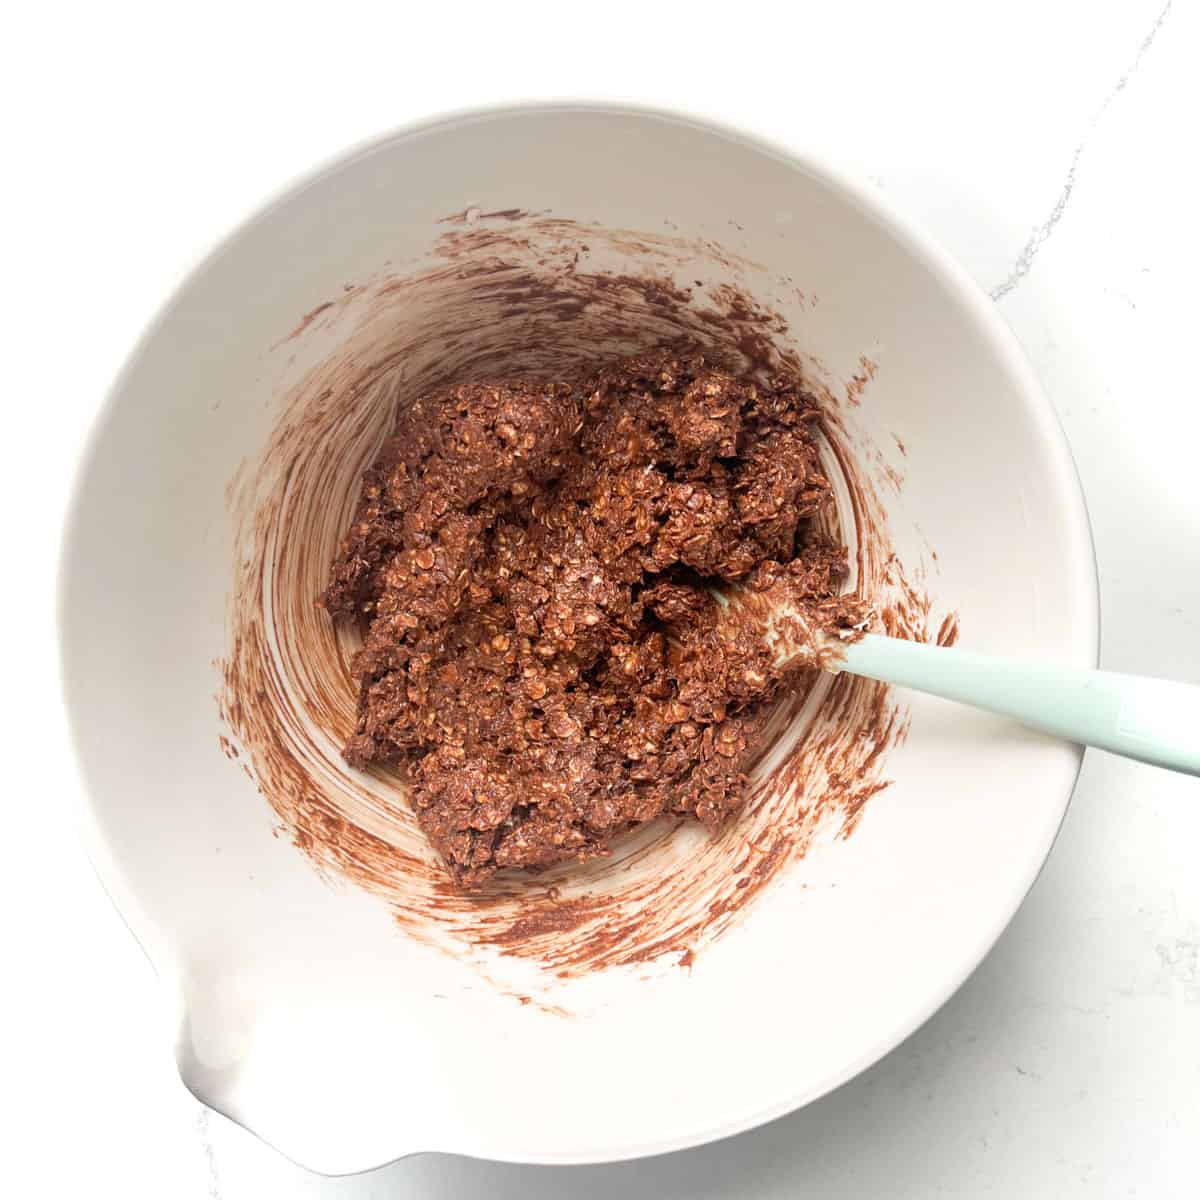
[6,1,1198,1195]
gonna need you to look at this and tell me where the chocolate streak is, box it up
[219,213,956,981]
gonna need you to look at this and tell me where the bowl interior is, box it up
[60,106,1096,1173]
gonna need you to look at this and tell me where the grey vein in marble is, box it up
[196,1107,224,1200]
[991,0,1174,301]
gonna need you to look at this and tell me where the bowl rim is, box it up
[56,98,1101,1172]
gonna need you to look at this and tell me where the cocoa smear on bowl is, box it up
[218,212,957,981]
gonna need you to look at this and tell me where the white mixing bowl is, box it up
[59,103,1097,1174]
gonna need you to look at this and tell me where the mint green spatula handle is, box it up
[841,634,1200,776]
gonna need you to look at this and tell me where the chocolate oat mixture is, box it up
[323,349,866,887]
